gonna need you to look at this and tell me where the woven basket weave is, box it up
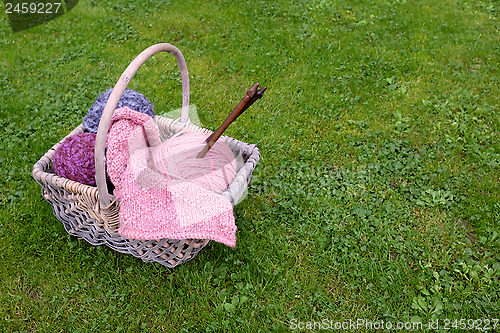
[32,43,260,268]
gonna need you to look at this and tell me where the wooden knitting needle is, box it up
[197,83,262,159]
[198,84,266,158]
[204,85,266,144]
[206,85,267,143]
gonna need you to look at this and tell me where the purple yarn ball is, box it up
[83,88,155,133]
[52,133,97,186]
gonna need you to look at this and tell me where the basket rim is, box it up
[32,116,261,204]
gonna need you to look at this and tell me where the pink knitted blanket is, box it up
[106,107,236,246]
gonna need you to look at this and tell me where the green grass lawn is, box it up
[0,0,499,331]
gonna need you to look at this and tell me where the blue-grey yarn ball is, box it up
[83,88,155,133]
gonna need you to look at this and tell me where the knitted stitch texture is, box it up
[83,88,155,133]
[153,141,236,246]
[114,147,179,240]
[119,147,236,246]
[106,107,236,246]
[163,182,235,247]
[106,106,161,188]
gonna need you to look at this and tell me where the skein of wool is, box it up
[52,133,97,186]
[153,131,237,194]
[83,88,155,133]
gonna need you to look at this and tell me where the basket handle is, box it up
[95,43,190,206]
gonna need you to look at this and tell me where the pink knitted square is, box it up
[115,147,178,240]
[106,106,237,247]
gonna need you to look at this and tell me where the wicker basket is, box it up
[32,43,260,268]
